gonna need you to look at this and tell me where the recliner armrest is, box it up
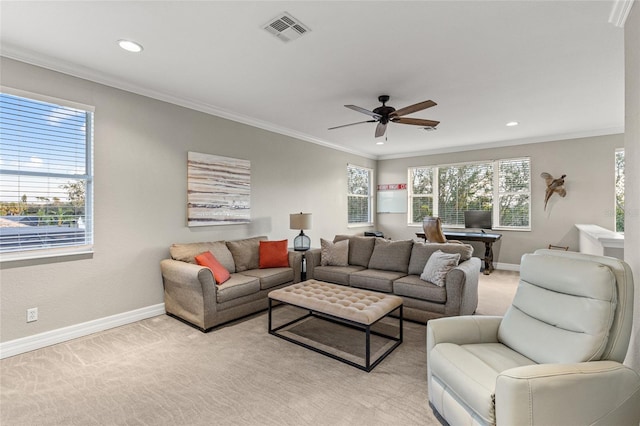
[496,361,640,425]
[427,316,502,352]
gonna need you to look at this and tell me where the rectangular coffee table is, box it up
[268,280,403,372]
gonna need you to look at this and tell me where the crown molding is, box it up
[0,46,624,163]
[609,0,636,27]
[0,47,377,160]
[377,127,624,160]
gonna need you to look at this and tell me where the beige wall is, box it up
[624,2,639,372]
[0,58,375,342]
[377,134,624,266]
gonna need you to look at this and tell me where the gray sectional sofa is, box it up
[160,236,302,331]
[306,235,481,323]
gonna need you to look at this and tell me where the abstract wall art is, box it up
[187,152,251,226]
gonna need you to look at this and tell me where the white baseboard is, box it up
[0,303,166,359]
[495,262,520,272]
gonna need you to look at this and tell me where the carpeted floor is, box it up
[0,270,519,426]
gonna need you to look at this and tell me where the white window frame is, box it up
[347,164,374,227]
[0,87,94,261]
[408,157,531,231]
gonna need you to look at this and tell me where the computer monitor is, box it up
[464,210,492,230]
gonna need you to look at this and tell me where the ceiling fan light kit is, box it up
[329,95,440,138]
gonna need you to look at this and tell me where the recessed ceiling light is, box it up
[118,39,143,53]
[376,141,384,145]
[506,121,519,127]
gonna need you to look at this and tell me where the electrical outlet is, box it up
[27,307,38,323]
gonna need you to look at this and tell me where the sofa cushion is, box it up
[259,240,289,268]
[313,265,365,286]
[334,235,375,267]
[350,269,407,293]
[226,236,267,272]
[216,273,261,304]
[170,241,236,272]
[394,274,447,303]
[421,250,461,287]
[498,253,617,364]
[239,267,294,290]
[321,238,349,266]
[367,239,413,273]
[408,242,473,276]
[195,251,231,284]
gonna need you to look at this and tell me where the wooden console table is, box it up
[416,230,502,275]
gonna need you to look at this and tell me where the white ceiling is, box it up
[0,1,625,159]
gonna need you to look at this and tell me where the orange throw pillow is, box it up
[195,251,231,285]
[259,240,289,268]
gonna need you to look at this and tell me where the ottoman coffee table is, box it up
[268,279,403,372]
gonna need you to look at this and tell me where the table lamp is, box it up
[290,212,311,251]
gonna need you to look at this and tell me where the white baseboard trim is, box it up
[0,303,166,359]
[495,262,520,272]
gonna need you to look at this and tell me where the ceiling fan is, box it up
[329,95,440,138]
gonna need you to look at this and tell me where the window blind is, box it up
[438,162,493,226]
[0,92,93,256]
[347,164,372,224]
[615,150,624,232]
[408,157,531,230]
[497,158,530,227]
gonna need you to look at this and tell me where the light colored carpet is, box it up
[0,271,518,426]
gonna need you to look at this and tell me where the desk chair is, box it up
[422,216,447,243]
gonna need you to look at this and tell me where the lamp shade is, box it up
[289,213,312,230]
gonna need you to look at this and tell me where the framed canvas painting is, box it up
[187,152,251,226]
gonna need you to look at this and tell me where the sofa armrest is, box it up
[304,249,322,280]
[160,258,217,330]
[443,256,481,316]
[496,361,640,425]
[288,251,303,283]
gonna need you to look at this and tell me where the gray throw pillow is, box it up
[226,236,267,272]
[333,235,375,267]
[321,238,349,266]
[367,239,413,273]
[420,250,461,287]
[408,242,473,275]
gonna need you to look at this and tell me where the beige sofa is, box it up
[305,235,481,323]
[160,236,302,331]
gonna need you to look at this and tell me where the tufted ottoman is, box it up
[268,279,403,371]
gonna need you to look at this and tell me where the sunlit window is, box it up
[0,90,94,258]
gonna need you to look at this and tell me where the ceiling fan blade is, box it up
[345,105,382,119]
[392,117,440,127]
[328,120,376,130]
[375,122,387,138]
[391,100,437,117]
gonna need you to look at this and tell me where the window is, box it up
[347,164,373,225]
[409,167,434,223]
[0,89,94,258]
[615,149,624,233]
[408,157,530,230]
[497,158,531,227]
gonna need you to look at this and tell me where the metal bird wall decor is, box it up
[541,172,567,210]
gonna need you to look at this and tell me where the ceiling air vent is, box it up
[263,12,310,43]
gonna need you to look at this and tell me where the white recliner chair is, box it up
[427,249,640,425]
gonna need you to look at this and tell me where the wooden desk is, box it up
[416,230,502,275]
